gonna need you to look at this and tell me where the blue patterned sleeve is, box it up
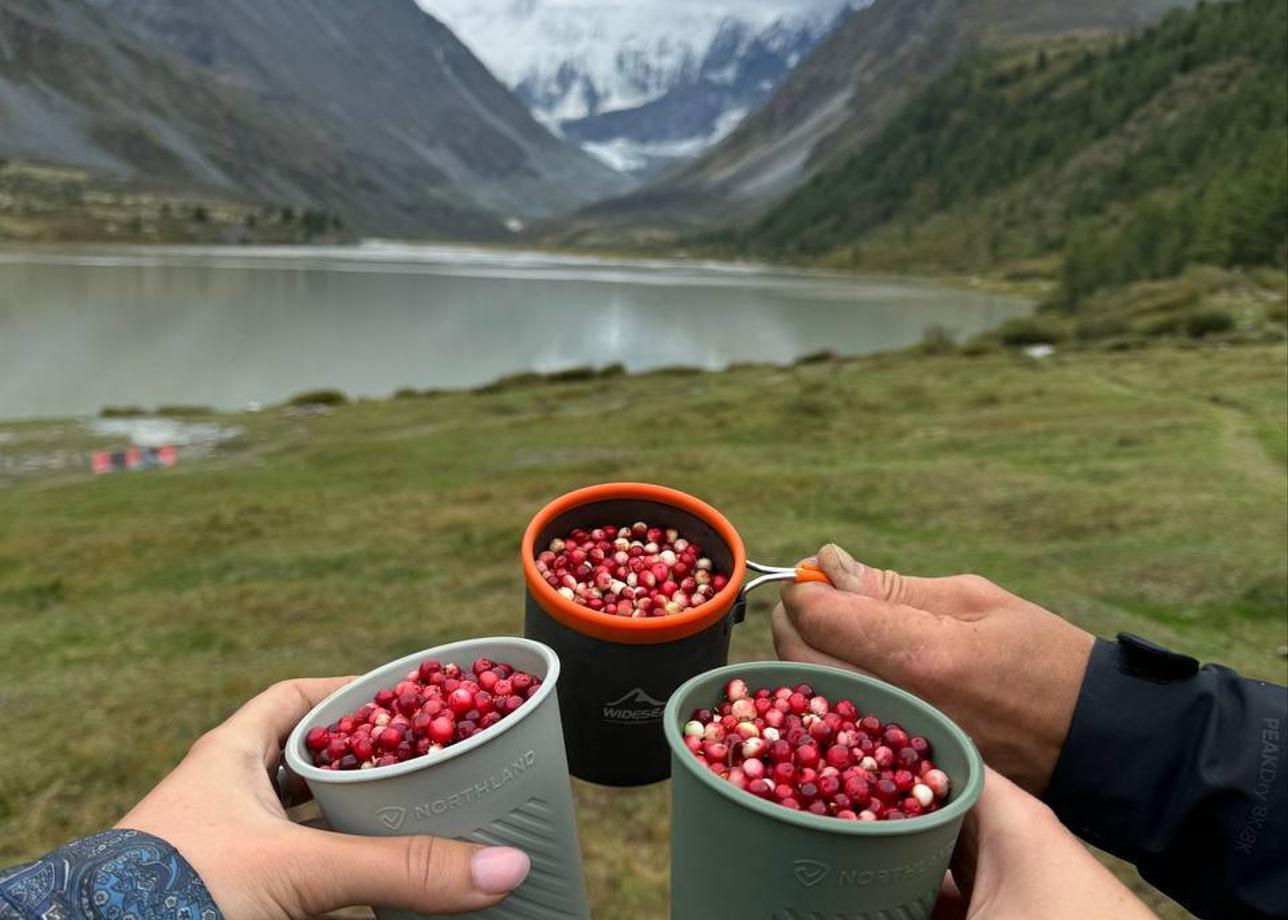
[0,829,221,920]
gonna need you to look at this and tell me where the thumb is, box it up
[818,544,998,614]
[286,826,530,917]
[815,543,866,592]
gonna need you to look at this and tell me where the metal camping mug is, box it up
[284,637,591,920]
[666,660,984,919]
[521,482,831,787]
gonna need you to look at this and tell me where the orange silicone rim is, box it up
[522,483,748,645]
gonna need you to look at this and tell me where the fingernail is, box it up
[471,847,530,894]
[825,544,864,576]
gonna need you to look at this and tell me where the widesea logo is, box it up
[602,687,666,724]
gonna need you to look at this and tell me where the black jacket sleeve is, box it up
[1046,633,1288,920]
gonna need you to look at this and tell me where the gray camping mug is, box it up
[284,637,590,920]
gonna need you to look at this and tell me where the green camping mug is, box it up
[665,660,984,920]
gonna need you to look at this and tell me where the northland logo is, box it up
[602,687,666,723]
[793,859,831,888]
[377,807,407,831]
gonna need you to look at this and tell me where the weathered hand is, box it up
[932,769,1157,920]
[774,544,1094,793]
[118,677,530,919]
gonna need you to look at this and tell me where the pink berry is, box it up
[923,768,951,800]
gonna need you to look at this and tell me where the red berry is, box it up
[540,522,727,617]
[306,657,542,770]
[352,735,375,761]
[689,676,951,822]
[448,688,474,716]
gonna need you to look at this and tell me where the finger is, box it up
[771,603,870,674]
[278,763,315,809]
[816,544,999,615]
[952,767,1045,905]
[931,872,967,920]
[948,778,984,907]
[224,677,354,768]
[289,827,529,917]
[780,581,946,687]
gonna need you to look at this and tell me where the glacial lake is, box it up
[0,243,1030,419]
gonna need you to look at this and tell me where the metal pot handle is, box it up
[730,560,831,625]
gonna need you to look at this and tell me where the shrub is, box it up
[961,338,1002,357]
[287,388,348,407]
[544,366,598,383]
[916,326,958,355]
[1185,309,1235,338]
[475,372,543,394]
[99,406,148,417]
[156,405,214,417]
[997,317,1065,347]
[794,349,839,365]
[1075,316,1131,341]
[1143,313,1183,336]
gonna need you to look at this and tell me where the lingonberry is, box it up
[683,676,953,821]
[305,656,539,770]
[540,521,726,617]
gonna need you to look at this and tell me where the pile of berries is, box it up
[682,678,952,820]
[304,658,540,770]
[536,522,728,617]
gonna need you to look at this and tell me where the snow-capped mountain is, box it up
[416,0,860,174]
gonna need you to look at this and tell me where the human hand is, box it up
[773,544,1094,793]
[931,768,1156,920]
[117,677,531,919]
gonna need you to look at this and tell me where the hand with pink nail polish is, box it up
[117,678,530,919]
[774,545,1094,794]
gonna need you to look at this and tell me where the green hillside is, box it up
[727,0,1287,307]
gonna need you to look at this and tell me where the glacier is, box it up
[416,0,861,173]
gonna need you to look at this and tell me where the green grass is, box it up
[1,344,1285,919]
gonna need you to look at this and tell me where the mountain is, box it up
[582,0,1196,231]
[417,0,856,176]
[729,0,1287,304]
[0,0,629,237]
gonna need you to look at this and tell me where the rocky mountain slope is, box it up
[731,0,1286,306]
[0,0,628,236]
[581,0,1195,231]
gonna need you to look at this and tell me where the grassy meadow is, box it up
[1,342,1286,918]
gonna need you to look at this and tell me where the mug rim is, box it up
[284,637,560,784]
[663,660,985,835]
[521,482,749,645]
